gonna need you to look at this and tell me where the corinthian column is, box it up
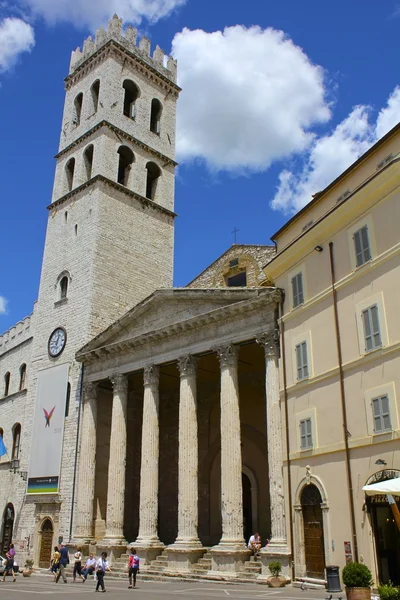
[73,382,98,543]
[216,345,245,547]
[136,366,162,548]
[103,373,128,544]
[257,330,290,578]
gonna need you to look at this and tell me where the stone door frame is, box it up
[293,474,331,579]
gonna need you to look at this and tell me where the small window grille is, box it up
[229,258,239,268]
[377,154,393,170]
[336,189,351,203]
[302,220,314,232]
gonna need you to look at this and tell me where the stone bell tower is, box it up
[15,15,180,562]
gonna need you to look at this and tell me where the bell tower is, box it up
[16,15,180,552]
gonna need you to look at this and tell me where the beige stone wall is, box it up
[187,245,275,289]
[268,133,400,580]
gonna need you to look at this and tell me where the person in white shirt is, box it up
[248,532,262,555]
[95,552,111,593]
[73,547,85,582]
[82,553,97,582]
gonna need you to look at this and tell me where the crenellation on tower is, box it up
[69,14,177,84]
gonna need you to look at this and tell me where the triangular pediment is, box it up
[78,288,266,357]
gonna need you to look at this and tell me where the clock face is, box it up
[48,327,67,357]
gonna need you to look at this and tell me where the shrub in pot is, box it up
[23,559,34,577]
[267,561,286,588]
[378,584,400,600]
[342,562,373,600]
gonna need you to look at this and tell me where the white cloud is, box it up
[272,87,400,214]
[172,25,331,172]
[0,17,35,74]
[18,0,186,29]
[0,296,8,315]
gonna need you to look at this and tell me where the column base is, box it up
[257,541,291,582]
[167,540,205,572]
[134,538,164,567]
[96,541,127,563]
[209,542,251,576]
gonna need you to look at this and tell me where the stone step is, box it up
[245,560,261,567]
[198,558,212,566]
[244,566,261,574]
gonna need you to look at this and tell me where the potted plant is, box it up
[267,560,286,588]
[377,583,400,600]
[342,562,373,600]
[23,559,34,577]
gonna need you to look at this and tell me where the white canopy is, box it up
[363,477,400,496]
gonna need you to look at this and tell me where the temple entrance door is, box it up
[0,504,15,555]
[39,519,53,568]
[242,473,252,544]
[301,485,325,578]
[370,500,400,584]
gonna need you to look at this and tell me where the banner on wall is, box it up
[27,363,69,494]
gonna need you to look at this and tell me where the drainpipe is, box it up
[328,242,359,562]
[280,298,295,581]
[69,363,84,542]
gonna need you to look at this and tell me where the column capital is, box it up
[143,365,159,387]
[82,381,98,400]
[256,329,280,358]
[215,344,238,368]
[110,372,128,394]
[177,355,197,377]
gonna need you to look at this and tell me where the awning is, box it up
[363,477,400,496]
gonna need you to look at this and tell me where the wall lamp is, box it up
[314,245,323,252]
[375,459,387,466]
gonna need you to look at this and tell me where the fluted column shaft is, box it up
[104,373,128,543]
[258,331,287,545]
[217,345,244,546]
[74,382,98,542]
[174,356,200,545]
[136,366,161,543]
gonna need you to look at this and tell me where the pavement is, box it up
[0,574,345,600]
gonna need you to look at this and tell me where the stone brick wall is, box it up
[187,245,276,289]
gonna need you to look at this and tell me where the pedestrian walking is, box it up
[73,547,84,582]
[82,553,96,582]
[127,547,139,589]
[50,546,60,580]
[95,552,111,593]
[55,543,69,583]
[1,543,16,582]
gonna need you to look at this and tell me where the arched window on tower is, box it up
[65,382,71,417]
[19,364,27,391]
[150,99,162,134]
[123,80,140,119]
[84,144,94,180]
[65,158,75,192]
[4,372,10,397]
[74,92,83,126]
[90,80,100,114]
[145,162,161,200]
[0,427,3,439]
[60,276,68,300]
[11,424,21,461]
[117,146,134,186]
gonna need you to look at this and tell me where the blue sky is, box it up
[1,0,400,331]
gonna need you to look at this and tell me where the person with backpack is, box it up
[2,543,16,582]
[127,547,140,589]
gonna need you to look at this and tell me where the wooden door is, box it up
[301,485,325,579]
[39,519,53,568]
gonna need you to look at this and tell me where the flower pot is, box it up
[267,576,286,588]
[345,587,371,600]
[23,568,33,577]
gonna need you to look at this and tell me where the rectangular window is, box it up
[300,418,313,449]
[296,341,309,380]
[362,305,382,352]
[354,225,371,267]
[372,395,392,433]
[291,272,304,308]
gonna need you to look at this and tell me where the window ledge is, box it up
[363,345,384,356]
[1,389,27,401]
[54,298,68,307]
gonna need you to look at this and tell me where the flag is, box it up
[0,435,7,458]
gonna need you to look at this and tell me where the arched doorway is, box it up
[39,519,53,568]
[301,484,325,578]
[0,504,14,555]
